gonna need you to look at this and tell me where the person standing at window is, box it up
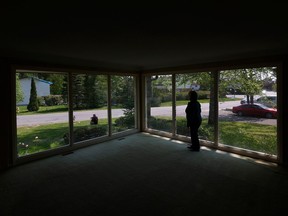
[185,90,202,151]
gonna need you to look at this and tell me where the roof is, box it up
[21,77,53,85]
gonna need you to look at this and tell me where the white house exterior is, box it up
[17,77,52,105]
[176,83,200,91]
[155,84,201,91]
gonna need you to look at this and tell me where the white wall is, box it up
[17,78,51,105]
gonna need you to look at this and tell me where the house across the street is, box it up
[17,77,53,105]
[176,83,200,91]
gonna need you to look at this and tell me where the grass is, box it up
[17,105,68,115]
[17,115,276,156]
[17,118,109,156]
[17,105,124,115]
[17,122,70,155]
[17,116,137,156]
[149,116,277,155]
[218,121,277,155]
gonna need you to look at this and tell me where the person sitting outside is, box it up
[90,114,98,125]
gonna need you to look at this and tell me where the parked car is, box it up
[240,95,277,108]
[232,103,277,118]
[256,96,277,108]
[240,98,247,104]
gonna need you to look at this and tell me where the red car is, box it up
[232,103,277,118]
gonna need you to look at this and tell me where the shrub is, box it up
[197,91,210,99]
[42,95,64,106]
[37,97,46,106]
[115,109,135,128]
[176,119,214,140]
[148,116,173,132]
[63,125,107,144]
[176,92,189,101]
[27,78,39,111]
[150,97,162,107]
[175,90,210,101]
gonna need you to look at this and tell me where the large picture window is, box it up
[16,71,69,157]
[111,75,136,134]
[218,67,277,156]
[145,75,173,133]
[14,64,279,163]
[144,67,278,161]
[71,73,108,144]
[15,70,138,160]
[175,72,215,143]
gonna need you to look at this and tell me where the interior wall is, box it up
[0,60,12,170]
[281,57,288,166]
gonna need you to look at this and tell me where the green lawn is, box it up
[218,120,277,154]
[148,116,277,155]
[17,105,121,115]
[17,121,70,155]
[17,116,277,156]
[17,105,68,115]
[17,119,108,156]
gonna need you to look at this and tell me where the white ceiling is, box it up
[1,6,288,70]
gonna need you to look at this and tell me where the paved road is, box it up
[17,100,276,127]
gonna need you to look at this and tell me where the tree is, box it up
[146,75,159,118]
[176,72,215,124]
[113,76,135,128]
[27,77,39,111]
[83,75,107,109]
[208,72,217,125]
[62,75,68,104]
[94,75,107,108]
[221,67,275,104]
[48,74,65,95]
[72,74,85,109]
[84,75,97,109]
[116,76,135,109]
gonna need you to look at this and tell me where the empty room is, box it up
[1,6,288,216]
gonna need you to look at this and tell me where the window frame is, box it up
[141,62,282,163]
[12,66,140,165]
[11,58,283,165]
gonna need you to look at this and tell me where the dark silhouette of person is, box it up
[185,90,202,151]
[90,114,98,125]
